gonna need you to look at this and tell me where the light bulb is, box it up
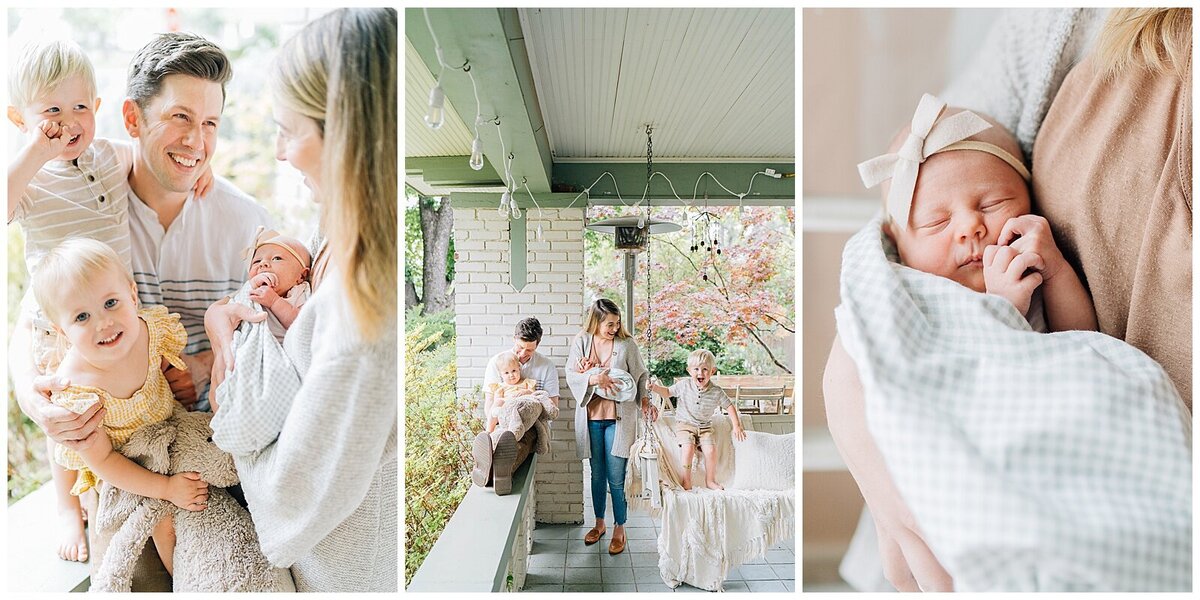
[510,195,521,219]
[425,84,445,130]
[498,190,510,216]
[536,224,544,241]
[469,135,484,170]
[638,214,646,228]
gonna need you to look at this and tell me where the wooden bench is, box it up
[8,484,91,592]
[407,454,538,592]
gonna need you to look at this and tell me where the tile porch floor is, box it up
[523,464,795,593]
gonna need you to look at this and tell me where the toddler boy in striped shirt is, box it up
[651,349,746,490]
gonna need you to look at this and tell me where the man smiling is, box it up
[122,33,271,411]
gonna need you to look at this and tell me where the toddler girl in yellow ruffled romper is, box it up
[31,238,210,576]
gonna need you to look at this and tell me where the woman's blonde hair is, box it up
[1094,8,1191,76]
[10,40,97,110]
[31,238,135,326]
[582,298,630,339]
[271,8,397,343]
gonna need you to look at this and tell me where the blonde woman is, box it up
[203,8,397,592]
[826,8,1191,591]
[565,298,657,556]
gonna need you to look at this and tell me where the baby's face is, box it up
[15,74,98,162]
[887,150,1031,293]
[499,363,522,385]
[249,244,308,293]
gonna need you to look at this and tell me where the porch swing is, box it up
[587,128,795,592]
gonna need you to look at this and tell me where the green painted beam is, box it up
[509,210,527,292]
[406,156,504,187]
[553,162,794,202]
[450,192,794,208]
[406,8,553,192]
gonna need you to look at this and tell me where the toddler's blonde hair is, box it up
[32,238,135,326]
[496,351,520,372]
[9,40,97,111]
[687,349,717,370]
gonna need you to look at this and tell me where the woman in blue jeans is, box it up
[566,299,657,555]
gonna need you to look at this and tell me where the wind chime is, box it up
[690,196,724,282]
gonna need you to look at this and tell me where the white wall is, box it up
[453,207,587,523]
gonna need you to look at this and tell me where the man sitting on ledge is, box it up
[472,318,560,495]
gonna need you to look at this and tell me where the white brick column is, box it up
[454,207,586,524]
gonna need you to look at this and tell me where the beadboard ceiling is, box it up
[518,7,794,160]
[405,8,794,162]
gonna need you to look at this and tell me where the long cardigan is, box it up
[566,333,648,460]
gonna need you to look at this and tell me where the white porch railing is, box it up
[408,454,538,592]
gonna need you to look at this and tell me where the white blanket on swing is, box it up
[836,217,1192,591]
[627,414,795,591]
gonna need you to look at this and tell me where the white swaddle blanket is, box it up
[584,366,637,403]
[835,217,1191,592]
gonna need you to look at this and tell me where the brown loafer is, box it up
[583,526,605,545]
[608,535,626,555]
[470,432,492,487]
[492,431,518,496]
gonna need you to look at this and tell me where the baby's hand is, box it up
[165,472,209,511]
[997,215,1067,282]
[494,397,506,407]
[249,272,278,290]
[983,244,1044,315]
[249,284,281,309]
[28,120,72,163]
[193,164,215,198]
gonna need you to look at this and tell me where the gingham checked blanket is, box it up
[211,281,302,456]
[834,217,1192,591]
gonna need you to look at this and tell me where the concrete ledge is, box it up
[408,454,538,592]
[8,484,91,592]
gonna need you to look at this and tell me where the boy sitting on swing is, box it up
[651,349,746,490]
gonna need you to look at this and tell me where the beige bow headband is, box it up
[241,225,309,267]
[858,93,1031,230]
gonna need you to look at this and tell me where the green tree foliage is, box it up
[404,314,480,586]
[585,205,795,380]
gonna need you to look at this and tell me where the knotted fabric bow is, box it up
[240,225,309,268]
[858,93,1031,230]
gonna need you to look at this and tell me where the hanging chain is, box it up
[644,124,654,379]
[645,125,654,188]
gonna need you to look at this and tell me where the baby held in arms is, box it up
[859,94,1097,332]
[244,227,312,341]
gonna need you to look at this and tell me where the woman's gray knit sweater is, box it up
[218,271,398,592]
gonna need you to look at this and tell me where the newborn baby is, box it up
[859,94,1096,332]
[245,227,312,341]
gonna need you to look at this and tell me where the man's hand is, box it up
[163,352,214,410]
[997,215,1067,283]
[983,244,1044,315]
[27,375,106,451]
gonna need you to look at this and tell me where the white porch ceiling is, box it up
[518,8,795,161]
[405,38,474,158]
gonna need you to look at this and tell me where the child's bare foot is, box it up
[56,507,88,562]
[705,480,725,491]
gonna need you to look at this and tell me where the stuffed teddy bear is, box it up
[90,404,295,592]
